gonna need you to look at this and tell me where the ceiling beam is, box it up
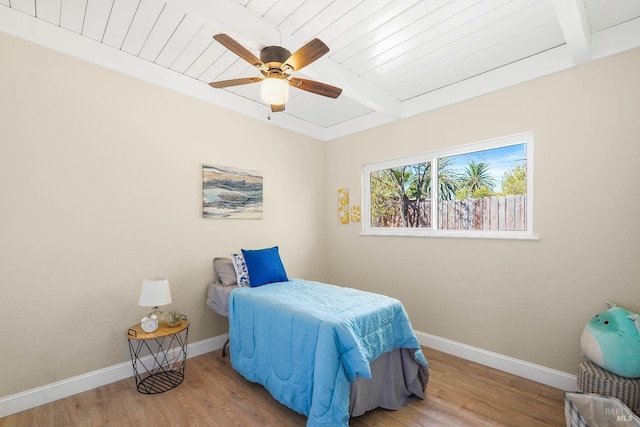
[552,0,591,65]
[165,0,280,49]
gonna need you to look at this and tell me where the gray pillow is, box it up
[213,257,238,286]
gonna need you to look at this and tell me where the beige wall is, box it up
[325,48,640,375]
[0,33,327,398]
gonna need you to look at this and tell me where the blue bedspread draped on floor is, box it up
[229,279,427,427]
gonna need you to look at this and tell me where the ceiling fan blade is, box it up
[271,104,285,113]
[282,38,329,71]
[208,77,263,88]
[213,34,263,67]
[289,78,342,98]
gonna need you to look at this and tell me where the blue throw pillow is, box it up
[241,246,288,287]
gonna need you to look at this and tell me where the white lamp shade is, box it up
[261,77,289,105]
[139,278,172,307]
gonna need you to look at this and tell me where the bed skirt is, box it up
[350,347,429,416]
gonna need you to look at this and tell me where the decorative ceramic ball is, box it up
[166,310,182,327]
[580,302,640,378]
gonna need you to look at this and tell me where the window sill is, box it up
[359,230,540,240]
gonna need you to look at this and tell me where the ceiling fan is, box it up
[208,34,342,113]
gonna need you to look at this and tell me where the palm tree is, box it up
[416,158,459,201]
[371,159,459,227]
[460,161,496,194]
[389,163,428,227]
[434,157,459,201]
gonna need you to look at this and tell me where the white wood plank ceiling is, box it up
[1,0,639,141]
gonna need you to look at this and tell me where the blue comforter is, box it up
[229,279,427,426]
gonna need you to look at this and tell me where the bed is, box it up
[206,249,428,426]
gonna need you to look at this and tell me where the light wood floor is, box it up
[0,347,566,426]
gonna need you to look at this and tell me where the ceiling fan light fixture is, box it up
[261,77,289,105]
[210,34,340,107]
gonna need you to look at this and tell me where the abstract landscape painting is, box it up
[203,164,263,219]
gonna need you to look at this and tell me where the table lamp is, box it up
[139,278,172,317]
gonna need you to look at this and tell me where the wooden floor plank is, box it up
[0,346,566,426]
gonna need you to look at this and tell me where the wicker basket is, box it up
[577,359,640,413]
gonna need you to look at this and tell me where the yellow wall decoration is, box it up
[350,205,361,222]
[338,188,349,224]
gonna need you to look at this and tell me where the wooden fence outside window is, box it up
[373,195,526,231]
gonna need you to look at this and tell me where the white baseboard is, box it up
[1,331,576,418]
[0,334,228,418]
[415,330,578,391]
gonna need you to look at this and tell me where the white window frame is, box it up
[362,132,536,240]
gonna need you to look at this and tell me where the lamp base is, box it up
[147,306,164,322]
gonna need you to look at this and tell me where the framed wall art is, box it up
[203,164,263,219]
[338,187,349,224]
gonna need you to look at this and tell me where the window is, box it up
[362,132,534,239]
